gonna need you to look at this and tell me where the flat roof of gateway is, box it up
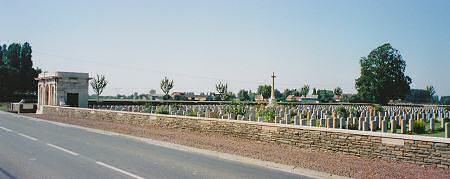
[36,71,90,80]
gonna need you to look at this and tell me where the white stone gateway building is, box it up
[35,72,90,113]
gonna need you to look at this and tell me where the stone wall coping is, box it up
[46,106,450,144]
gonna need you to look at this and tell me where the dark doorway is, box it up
[67,93,79,107]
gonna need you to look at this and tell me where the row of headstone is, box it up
[89,104,450,137]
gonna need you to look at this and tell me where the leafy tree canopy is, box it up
[355,43,411,104]
[299,84,310,97]
[257,85,271,99]
[238,89,250,101]
[425,85,436,97]
[334,87,343,96]
[317,89,334,103]
[282,89,300,99]
[0,42,41,101]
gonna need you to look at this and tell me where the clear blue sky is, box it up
[1,0,449,96]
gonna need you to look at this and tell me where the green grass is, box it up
[371,120,446,138]
[418,121,445,138]
[0,103,9,111]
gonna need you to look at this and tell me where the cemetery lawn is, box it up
[373,121,446,138]
[23,113,450,179]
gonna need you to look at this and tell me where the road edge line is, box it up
[6,111,350,179]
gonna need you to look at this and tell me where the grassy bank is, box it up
[0,103,9,111]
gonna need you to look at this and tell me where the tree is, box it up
[248,90,256,102]
[312,88,317,95]
[0,42,40,101]
[300,84,310,97]
[334,87,343,102]
[0,66,18,100]
[216,82,228,101]
[406,89,431,104]
[1,44,7,62]
[317,89,334,103]
[425,85,436,97]
[257,85,271,99]
[0,44,3,66]
[6,43,21,69]
[20,42,33,71]
[282,89,300,100]
[18,42,35,93]
[425,85,436,103]
[355,43,411,104]
[90,74,108,102]
[237,89,250,101]
[275,89,282,99]
[226,92,236,101]
[160,77,174,100]
[334,87,343,96]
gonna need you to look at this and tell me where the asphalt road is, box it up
[0,111,310,179]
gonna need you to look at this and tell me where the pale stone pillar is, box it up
[326,118,332,128]
[446,123,450,138]
[346,117,351,129]
[269,72,277,106]
[293,116,299,125]
[391,119,396,133]
[358,117,363,130]
[409,119,414,133]
[400,119,406,134]
[430,118,435,132]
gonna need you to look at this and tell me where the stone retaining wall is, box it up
[42,105,450,168]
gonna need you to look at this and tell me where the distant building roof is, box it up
[302,95,318,99]
[286,95,302,101]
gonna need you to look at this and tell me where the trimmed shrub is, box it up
[156,106,169,115]
[226,101,247,116]
[413,120,426,134]
[186,109,198,117]
[257,106,276,122]
[335,106,349,118]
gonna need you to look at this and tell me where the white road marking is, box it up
[46,143,79,156]
[96,161,145,179]
[3,111,345,179]
[84,128,117,136]
[18,133,38,141]
[0,126,13,132]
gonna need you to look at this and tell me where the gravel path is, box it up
[24,113,450,179]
